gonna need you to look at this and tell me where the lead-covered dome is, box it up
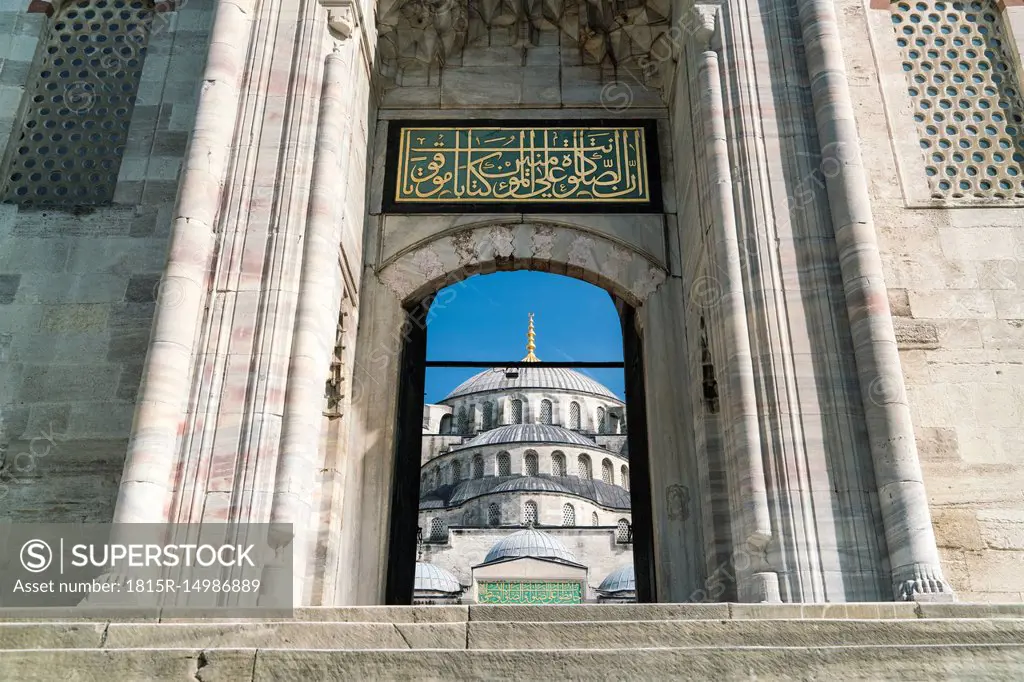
[414,562,462,593]
[598,564,636,594]
[444,366,619,401]
[457,424,598,449]
[483,529,578,565]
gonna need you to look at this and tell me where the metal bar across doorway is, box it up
[424,361,624,368]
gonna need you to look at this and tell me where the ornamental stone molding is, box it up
[321,0,360,40]
[374,0,674,81]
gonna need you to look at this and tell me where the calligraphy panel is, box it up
[383,119,662,213]
[477,580,583,604]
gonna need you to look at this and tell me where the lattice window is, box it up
[2,0,155,205]
[569,401,581,430]
[473,454,484,479]
[616,519,630,543]
[482,403,493,430]
[510,399,523,424]
[539,399,552,424]
[524,452,538,476]
[562,503,575,527]
[552,452,566,477]
[597,407,606,433]
[524,500,538,526]
[601,459,613,485]
[497,452,511,476]
[488,503,501,526]
[430,518,445,541]
[892,0,1024,198]
[433,467,441,488]
[451,460,462,482]
[457,407,469,434]
[591,511,600,526]
[621,465,630,491]
[577,454,591,479]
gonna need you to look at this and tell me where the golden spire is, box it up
[522,313,540,362]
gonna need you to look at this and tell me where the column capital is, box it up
[692,4,719,51]
[320,0,358,42]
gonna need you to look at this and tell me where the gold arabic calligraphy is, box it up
[396,127,649,203]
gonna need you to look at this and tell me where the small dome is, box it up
[491,476,571,494]
[598,564,635,594]
[414,563,461,594]
[444,366,620,401]
[484,529,577,565]
[458,424,598,449]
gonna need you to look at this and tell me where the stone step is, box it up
[2,617,1024,651]
[2,644,1024,681]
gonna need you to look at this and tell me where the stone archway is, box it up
[333,219,706,605]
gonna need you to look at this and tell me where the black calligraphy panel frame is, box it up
[382,118,664,214]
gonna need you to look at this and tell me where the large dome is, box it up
[444,366,619,401]
[491,476,572,494]
[483,529,578,565]
[457,424,599,450]
[414,563,462,593]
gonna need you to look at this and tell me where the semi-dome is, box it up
[491,475,572,494]
[483,529,578,565]
[598,564,636,594]
[458,424,598,449]
[414,562,462,594]
[444,366,620,401]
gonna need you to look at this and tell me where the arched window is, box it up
[482,403,493,430]
[539,399,552,424]
[569,401,581,430]
[488,503,501,526]
[552,452,566,477]
[439,414,452,434]
[597,407,606,434]
[452,460,462,482]
[562,503,575,527]
[497,452,511,476]
[457,407,469,434]
[524,500,538,526]
[609,413,620,434]
[433,467,441,488]
[616,519,630,543]
[430,518,445,541]
[601,459,613,485]
[578,454,591,479]
[510,399,523,424]
[524,451,538,476]
[473,454,484,479]
[592,511,600,526]
[621,465,630,491]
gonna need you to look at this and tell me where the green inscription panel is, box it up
[390,124,654,207]
[477,581,582,604]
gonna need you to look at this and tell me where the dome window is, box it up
[457,407,469,434]
[539,399,553,425]
[562,503,576,527]
[430,518,446,542]
[552,452,566,477]
[452,460,462,482]
[621,465,630,491]
[597,407,606,434]
[524,500,538,526]
[497,452,511,477]
[569,401,581,430]
[488,503,501,526]
[577,454,592,479]
[524,452,538,476]
[482,403,493,430]
[592,511,600,526]
[616,519,632,544]
[472,455,484,479]
[510,399,523,424]
[601,459,613,485]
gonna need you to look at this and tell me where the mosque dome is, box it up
[491,476,572,494]
[598,564,636,594]
[444,366,620,401]
[457,424,599,449]
[414,562,462,593]
[483,529,578,565]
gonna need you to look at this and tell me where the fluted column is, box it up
[796,0,951,600]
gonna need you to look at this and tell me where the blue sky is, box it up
[425,271,625,403]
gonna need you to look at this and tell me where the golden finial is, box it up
[522,313,540,362]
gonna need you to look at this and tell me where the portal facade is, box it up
[3,0,1024,606]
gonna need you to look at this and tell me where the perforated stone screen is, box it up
[510,400,523,424]
[577,454,591,479]
[524,501,537,525]
[616,519,630,542]
[524,453,538,476]
[591,512,599,526]
[569,402,581,429]
[562,503,575,527]
[539,400,552,425]
[2,0,155,205]
[552,453,566,476]
[497,452,511,476]
[488,503,500,526]
[602,460,613,484]
[451,460,461,482]
[891,0,1024,199]
[472,455,483,479]
[621,465,630,491]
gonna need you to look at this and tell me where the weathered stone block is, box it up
[0,273,19,303]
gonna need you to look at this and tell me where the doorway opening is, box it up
[384,271,655,605]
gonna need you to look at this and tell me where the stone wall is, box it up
[0,1,213,522]
[844,0,1024,601]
